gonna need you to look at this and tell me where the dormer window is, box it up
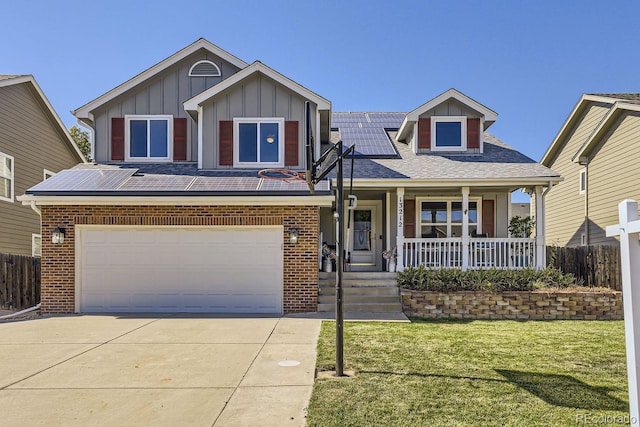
[431,117,467,151]
[188,60,221,77]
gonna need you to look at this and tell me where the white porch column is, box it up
[535,186,545,269]
[396,187,405,271]
[461,186,470,271]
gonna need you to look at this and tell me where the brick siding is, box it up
[40,205,319,314]
[402,290,623,320]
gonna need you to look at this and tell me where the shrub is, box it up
[397,267,576,292]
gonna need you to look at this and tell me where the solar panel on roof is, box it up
[27,167,329,195]
[259,179,330,192]
[366,113,405,128]
[116,175,195,191]
[332,113,367,123]
[189,177,260,191]
[332,113,405,129]
[340,127,397,157]
[74,169,137,190]
[27,169,137,192]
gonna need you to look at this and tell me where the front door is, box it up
[347,200,382,271]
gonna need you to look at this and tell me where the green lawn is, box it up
[307,320,629,427]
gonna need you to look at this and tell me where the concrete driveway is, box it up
[0,314,321,426]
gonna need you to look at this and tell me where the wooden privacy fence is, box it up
[0,253,41,310]
[546,245,621,290]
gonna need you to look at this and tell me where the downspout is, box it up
[0,303,41,320]
[541,180,552,238]
[30,201,41,216]
[582,160,589,246]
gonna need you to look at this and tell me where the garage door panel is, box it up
[79,227,283,313]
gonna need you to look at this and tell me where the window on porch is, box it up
[420,200,478,238]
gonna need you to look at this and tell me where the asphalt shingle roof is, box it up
[590,93,640,105]
[324,122,560,181]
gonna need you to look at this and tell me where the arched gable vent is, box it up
[188,60,221,77]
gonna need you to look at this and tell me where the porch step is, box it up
[317,271,401,313]
[317,302,402,313]
[318,294,400,304]
[319,272,397,280]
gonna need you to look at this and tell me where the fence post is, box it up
[606,199,640,423]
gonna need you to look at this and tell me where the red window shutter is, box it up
[219,120,233,166]
[417,118,431,149]
[482,200,495,237]
[111,117,125,161]
[173,118,187,161]
[284,121,299,166]
[404,199,416,238]
[467,118,481,149]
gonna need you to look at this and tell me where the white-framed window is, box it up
[581,233,587,246]
[188,60,221,77]
[417,198,482,238]
[431,116,467,151]
[43,169,56,180]
[125,115,173,162]
[0,152,14,202]
[32,234,42,257]
[579,169,586,194]
[233,118,285,167]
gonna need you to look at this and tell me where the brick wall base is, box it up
[402,290,623,320]
[41,205,320,314]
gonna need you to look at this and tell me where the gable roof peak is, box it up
[72,38,249,122]
[183,60,331,112]
[0,74,86,163]
[397,88,498,140]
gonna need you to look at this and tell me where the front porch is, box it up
[320,184,549,272]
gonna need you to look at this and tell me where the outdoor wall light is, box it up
[52,227,65,244]
[289,228,300,245]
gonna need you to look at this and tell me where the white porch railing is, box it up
[402,237,536,270]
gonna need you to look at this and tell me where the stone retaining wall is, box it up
[401,289,623,320]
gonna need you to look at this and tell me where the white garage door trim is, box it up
[75,225,283,314]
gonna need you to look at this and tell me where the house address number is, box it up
[397,194,404,229]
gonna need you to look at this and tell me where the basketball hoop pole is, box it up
[336,140,345,377]
[307,138,353,377]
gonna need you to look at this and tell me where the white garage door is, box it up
[77,226,283,314]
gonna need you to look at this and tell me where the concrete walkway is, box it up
[0,314,321,426]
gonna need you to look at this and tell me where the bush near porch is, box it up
[397,266,576,292]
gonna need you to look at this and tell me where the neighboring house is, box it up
[541,94,640,247]
[511,202,531,219]
[18,39,560,315]
[0,75,86,256]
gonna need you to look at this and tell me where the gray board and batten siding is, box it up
[91,49,242,163]
[419,98,483,120]
[0,82,82,256]
[200,73,318,169]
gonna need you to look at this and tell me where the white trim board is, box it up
[19,194,334,207]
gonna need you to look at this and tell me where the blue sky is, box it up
[3,1,640,201]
